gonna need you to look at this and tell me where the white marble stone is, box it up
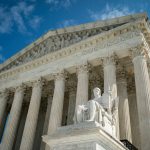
[19,79,43,150]
[76,63,89,107]
[1,85,25,150]
[117,75,132,142]
[103,56,120,138]
[42,121,127,150]
[132,46,150,150]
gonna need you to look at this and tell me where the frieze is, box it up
[82,31,142,56]
[0,22,148,80]
[0,18,147,73]
[0,23,125,73]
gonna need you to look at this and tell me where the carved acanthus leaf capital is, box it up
[0,89,9,99]
[15,84,26,93]
[53,70,68,80]
[130,44,149,60]
[32,78,45,88]
[76,62,91,74]
[102,54,118,66]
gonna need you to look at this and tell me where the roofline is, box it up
[0,12,147,70]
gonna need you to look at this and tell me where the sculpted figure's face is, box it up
[93,87,101,98]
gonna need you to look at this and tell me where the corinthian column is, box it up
[117,66,132,142]
[1,85,25,150]
[19,79,43,150]
[47,71,66,134]
[131,45,150,150]
[102,55,119,138]
[0,90,8,129]
[103,56,117,98]
[76,63,89,106]
[45,71,66,150]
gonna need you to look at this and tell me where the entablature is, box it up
[0,13,148,73]
[0,23,148,91]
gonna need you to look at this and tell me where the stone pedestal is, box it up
[43,122,127,150]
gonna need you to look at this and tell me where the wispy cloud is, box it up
[58,19,77,28]
[88,4,135,21]
[29,16,42,30]
[0,2,42,34]
[46,0,76,10]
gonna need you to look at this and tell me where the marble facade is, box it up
[0,13,150,150]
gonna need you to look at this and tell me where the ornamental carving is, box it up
[0,28,146,80]
[15,84,26,93]
[0,89,9,99]
[102,54,117,66]
[0,23,126,73]
[76,63,91,74]
[53,70,68,80]
[32,78,45,89]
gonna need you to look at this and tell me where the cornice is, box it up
[0,19,148,80]
[0,13,147,72]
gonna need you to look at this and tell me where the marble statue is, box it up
[74,87,119,137]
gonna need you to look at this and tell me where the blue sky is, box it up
[0,0,149,64]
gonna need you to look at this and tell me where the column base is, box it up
[42,121,127,150]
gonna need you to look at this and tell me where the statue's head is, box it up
[93,87,101,98]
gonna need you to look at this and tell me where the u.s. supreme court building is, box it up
[0,13,150,150]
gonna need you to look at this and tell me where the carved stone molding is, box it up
[32,78,45,88]
[0,89,9,99]
[0,22,147,80]
[76,62,91,74]
[130,43,149,60]
[53,70,68,81]
[0,22,129,73]
[15,84,26,93]
[102,53,117,66]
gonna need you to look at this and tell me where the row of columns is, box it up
[0,46,150,150]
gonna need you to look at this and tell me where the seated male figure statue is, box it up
[74,87,107,124]
[74,87,118,137]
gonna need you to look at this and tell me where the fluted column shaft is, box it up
[132,47,150,150]
[128,90,141,149]
[103,56,119,138]
[103,57,117,98]
[0,90,8,129]
[47,72,66,134]
[117,76,132,142]
[45,72,66,150]
[19,79,43,150]
[76,64,89,106]
[1,85,25,150]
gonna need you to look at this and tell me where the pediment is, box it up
[0,13,148,73]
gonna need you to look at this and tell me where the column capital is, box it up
[0,89,9,98]
[102,54,118,66]
[76,62,91,74]
[53,70,68,80]
[32,78,45,88]
[15,84,26,93]
[130,44,149,60]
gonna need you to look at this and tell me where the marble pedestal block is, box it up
[42,122,127,150]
